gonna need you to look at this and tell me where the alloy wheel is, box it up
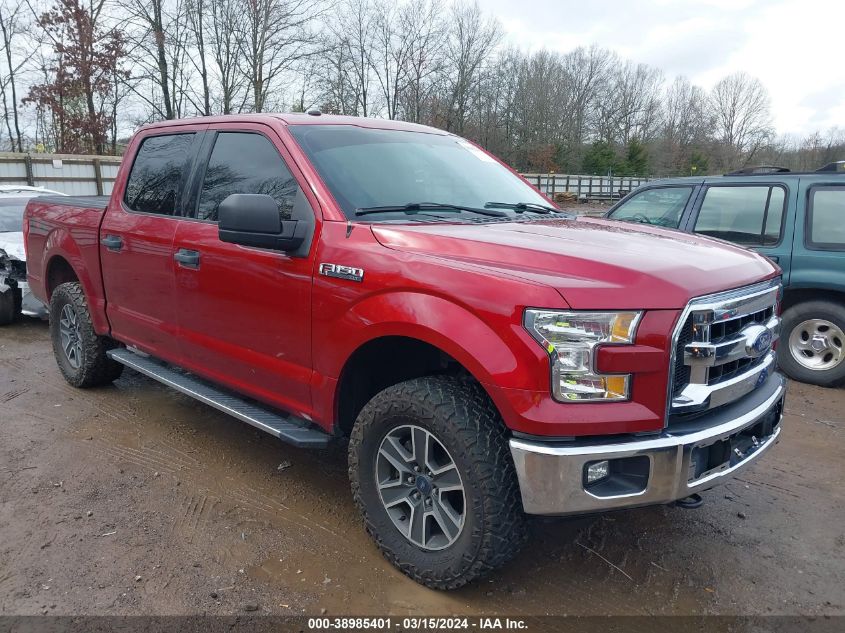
[374,424,466,551]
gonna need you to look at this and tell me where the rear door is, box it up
[791,181,845,290]
[100,126,206,357]
[685,180,794,280]
[171,122,319,418]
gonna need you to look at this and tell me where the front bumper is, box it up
[509,372,785,515]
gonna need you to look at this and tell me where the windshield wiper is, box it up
[355,202,507,218]
[484,201,560,214]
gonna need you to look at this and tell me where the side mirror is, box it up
[218,193,307,252]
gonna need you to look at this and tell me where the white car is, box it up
[0,185,66,324]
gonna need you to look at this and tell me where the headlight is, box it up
[524,310,642,402]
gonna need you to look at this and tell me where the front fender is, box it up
[312,290,557,432]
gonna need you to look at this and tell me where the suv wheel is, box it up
[49,282,124,387]
[348,376,526,589]
[780,300,845,387]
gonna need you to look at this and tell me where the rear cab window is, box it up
[806,186,845,250]
[694,184,786,246]
[124,133,195,216]
[608,186,693,228]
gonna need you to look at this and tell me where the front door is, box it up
[172,125,318,418]
[101,129,204,359]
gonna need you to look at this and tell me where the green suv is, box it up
[606,162,845,387]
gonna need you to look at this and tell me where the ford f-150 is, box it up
[24,113,785,589]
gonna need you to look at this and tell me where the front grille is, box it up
[669,281,780,417]
[704,305,774,386]
[672,317,693,396]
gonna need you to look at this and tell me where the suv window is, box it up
[197,132,298,222]
[694,185,786,246]
[807,187,845,250]
[124,133,195,215]
[610,187,692,228]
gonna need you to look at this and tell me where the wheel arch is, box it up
[333,334,497,438]
[782,286,845,312]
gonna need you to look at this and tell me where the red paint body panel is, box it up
[23,114,780,438]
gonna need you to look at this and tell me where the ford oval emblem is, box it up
[743,324,773,358]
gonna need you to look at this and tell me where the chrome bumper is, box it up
[510,373,785,516]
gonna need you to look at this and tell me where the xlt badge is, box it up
[319,263,364,282]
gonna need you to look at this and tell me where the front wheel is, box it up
[779,300,845,387]
[348,376,526,590]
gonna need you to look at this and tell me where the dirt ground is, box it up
[1,316,843,618]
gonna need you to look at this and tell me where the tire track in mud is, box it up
[1,387,29,403]
[226,484,343,541]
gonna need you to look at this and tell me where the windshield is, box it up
[288,125,554,222]
[0,198,29,232]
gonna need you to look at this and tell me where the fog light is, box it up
[585,460,610,484]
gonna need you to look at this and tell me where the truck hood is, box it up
[0,232,25,261]
[371,217,779,310]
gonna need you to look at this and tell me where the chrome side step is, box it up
[107,348,330,448]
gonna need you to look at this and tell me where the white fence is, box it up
[0,153,121,196]
[0,152,652,201]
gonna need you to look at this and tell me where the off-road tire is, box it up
[779,300,845,387]
[49,282,124,387]
[349,376,527,589]
[0,288,17,325]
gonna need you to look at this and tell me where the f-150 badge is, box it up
[319,263,364,282]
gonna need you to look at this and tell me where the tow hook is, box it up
[675,493,704,509]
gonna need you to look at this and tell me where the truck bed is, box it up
[37,195,110,210]
[24,194,112,333]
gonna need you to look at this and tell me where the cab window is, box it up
[196,132,299,222]
[124,133,195,215]
[694,185,786,246]
[609,186,693,228]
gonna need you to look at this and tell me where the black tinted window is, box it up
[694,185,786,246]
[197,132,298,222]
[609,187,692,228]
[808,187,845,249]
[124,134,194,215]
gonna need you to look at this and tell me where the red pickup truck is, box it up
[24,113,785,589]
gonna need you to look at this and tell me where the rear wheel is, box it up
[348,376,526,589]
[780,300,845,387]
[49,282,123,387]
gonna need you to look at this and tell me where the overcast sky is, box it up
[484,0,842,138]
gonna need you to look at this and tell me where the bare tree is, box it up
[120,0,192,120]
[207,0,246,114]
[324,0,378,116]
[443,1,500,135]
[710,72,773,166]
[0,0,27,150]
[237,0,324,113]
[399,0,444,123]
[184,0,211,115]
